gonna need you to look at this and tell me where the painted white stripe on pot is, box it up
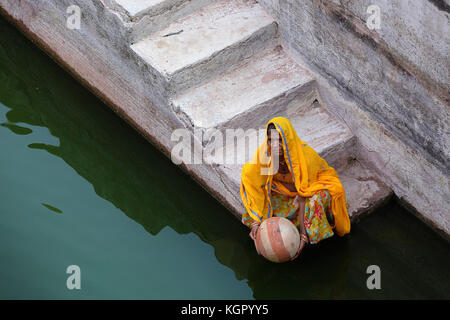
[279,218,300,258]
[260,223,279,263]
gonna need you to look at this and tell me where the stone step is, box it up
[106,0,217,43]
[130,0,278,95]
[204,100,355,170]
[207,103,392,220]
[172,45,316,134]
[288,101,356,167]
[337,159,393,221]
[221,159,392,221]
[112,0,176,19]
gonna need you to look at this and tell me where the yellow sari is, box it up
[240,116,351,237]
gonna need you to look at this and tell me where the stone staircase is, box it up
[130,0,277,94]
[105,0,392,221]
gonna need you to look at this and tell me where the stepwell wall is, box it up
[0,0,245,216]
[259,0,449,236]
[1,0,448,236]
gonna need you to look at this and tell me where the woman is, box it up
[240,117,350,260]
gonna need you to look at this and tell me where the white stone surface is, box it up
[205,100,354,174]
[114,0,166,17]
[172,46,315,130]
[288,101,354,158]
[338,159,393,220]
[219,158,392,220]
[212,114,390,220]
[104,0,217,44]
[132,0,273,74]
[130,0,216,42]
[10,0,449,236]
[256,0,450,235]
[131,0,277,93]
[203,98,393,220]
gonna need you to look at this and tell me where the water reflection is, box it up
[0,16,448,299]
[41,203,63,214]
[1,122,32,135]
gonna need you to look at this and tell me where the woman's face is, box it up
[267,129,284,160]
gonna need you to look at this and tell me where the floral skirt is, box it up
[242,189,334,244]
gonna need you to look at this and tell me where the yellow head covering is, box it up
[240,116,350,236]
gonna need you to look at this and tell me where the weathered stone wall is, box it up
[0,0,245,216]
[1,0,448,236]
[259,0,449,235]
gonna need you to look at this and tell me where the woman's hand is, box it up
[290,233,308,261]
[290,243,303,261]
[249,223,261,255]
[249,224,259,241]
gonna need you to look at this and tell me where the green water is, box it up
[0,16,449,300]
